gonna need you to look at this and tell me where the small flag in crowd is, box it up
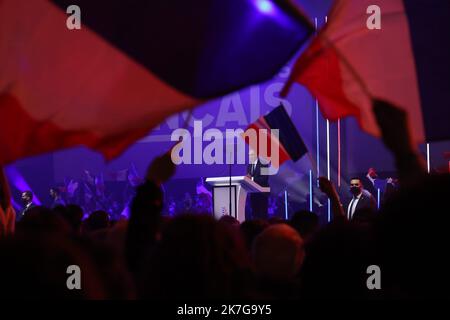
[282,0,450,143]
[245,104,308,167]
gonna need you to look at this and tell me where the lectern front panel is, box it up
[212,185,237,219]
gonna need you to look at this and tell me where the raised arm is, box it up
[318,176,346,222]
[372,99,426,185]
[125,152,175,274]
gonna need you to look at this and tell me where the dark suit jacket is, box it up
[247,160,270,187]
[18,203,35,221]
[346,193,376,219]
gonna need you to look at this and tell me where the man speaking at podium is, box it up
[247,149,270,220]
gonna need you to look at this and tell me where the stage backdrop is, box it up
[6,1,449,210]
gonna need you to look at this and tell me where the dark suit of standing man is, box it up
[18,190,35,221]
[247,155,270,220]
[346,177,376,221]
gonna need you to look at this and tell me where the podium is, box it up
[205,176,270,222]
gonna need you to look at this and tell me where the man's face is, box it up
[21,192,31,204]
[368,168,378,179]
[249,149,257,163]
[350,179,362,195]
[50,189,56,198]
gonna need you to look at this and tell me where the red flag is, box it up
[0,0,313,165]
[0,0,198,165]
[283,0,450,144]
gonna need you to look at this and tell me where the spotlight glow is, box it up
[255,0,274,14]
[5,165,41,205]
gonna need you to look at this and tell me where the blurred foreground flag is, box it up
[0,0,313,165]
[245,105,308,168]
[282,0,450,143]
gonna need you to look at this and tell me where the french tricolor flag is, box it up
[245,104,309,168]
[283,0,450,144]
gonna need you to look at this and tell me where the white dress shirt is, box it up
[347,193,362,220]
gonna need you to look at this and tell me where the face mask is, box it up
[350,186,360,195]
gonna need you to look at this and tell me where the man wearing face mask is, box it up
[347,177,376,220]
